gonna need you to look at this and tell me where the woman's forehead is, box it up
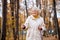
[32,9,38,12]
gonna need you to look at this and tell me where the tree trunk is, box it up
[25,0,28,17]
[36,0,38,7]
[53,0,60,40]
[10,0,16,40]
[1,0,7,40]
[15,0,19,40]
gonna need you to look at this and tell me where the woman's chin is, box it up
[32,14,37,16]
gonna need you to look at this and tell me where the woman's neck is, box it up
[33,15,39,18]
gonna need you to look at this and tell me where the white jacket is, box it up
[24,15,46,40]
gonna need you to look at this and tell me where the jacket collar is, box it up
[31,15,40,20]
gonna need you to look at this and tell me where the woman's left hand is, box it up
[38,26,42,30]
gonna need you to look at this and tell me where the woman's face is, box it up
[31,10,39,16]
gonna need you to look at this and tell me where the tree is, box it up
[0,17,2,29]
[25,0,28,17]
[1,0,7,40]
[10,0,16,40]
[15,0,19,40]
[36,0,38,7]
[53,0,60,40]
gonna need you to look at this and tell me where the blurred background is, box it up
[0,0,60,40]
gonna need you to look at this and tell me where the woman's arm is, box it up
[21,16,30,30]
[38,18,46,31]
[38,23,46,32]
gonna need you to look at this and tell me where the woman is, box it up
[21,7,46,40]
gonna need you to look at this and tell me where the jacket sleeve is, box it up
[41,18,46,31]
[24,16,30,29]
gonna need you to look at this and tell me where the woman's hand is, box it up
[21,25,26,29]
[38,26,42,30]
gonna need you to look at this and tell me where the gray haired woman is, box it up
[21,7,46,40]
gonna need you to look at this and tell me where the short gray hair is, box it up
[31,6,41,13]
